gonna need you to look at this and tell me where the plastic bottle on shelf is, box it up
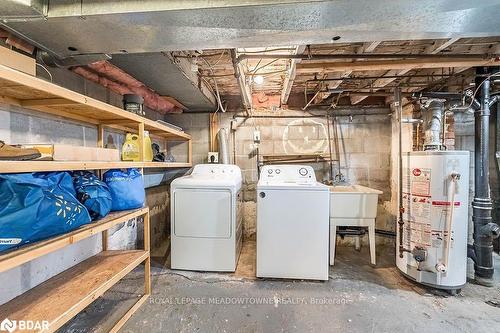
[121,133,140,161]
[143,131,154,162]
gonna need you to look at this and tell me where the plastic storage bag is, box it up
[72,171,112,220]
[0,172,91,252]
[103,168,145,211]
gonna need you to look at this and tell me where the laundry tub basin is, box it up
[329,185,382,219]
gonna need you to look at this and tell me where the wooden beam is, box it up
[363,41,382,53]
[281,45,306,104]
[426,38,460,54]
[319,42,380,103]
[21,98,78,107]
[350,38,463,104]
[99,119,140,125]
[297,58,498,73]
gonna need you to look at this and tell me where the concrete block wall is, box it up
[167,109,394,243]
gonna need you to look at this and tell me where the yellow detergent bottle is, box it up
[122,133,140,161]
[143,130,154,162]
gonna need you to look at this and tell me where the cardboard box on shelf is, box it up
[21,144,120,161]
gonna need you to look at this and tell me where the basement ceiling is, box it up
[192,37,500,108]
[2,1,500,57]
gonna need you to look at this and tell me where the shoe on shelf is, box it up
[0,141,42,161]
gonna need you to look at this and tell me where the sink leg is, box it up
[330,223,336,265]
[369,221,376,265]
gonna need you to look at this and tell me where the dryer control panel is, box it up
[259,165,317,183]
[192,164,241,177]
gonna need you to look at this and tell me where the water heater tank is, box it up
[397,151,470,290]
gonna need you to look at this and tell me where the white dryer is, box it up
[257,165,329,280]
[170,164,243,271]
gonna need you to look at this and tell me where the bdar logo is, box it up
[412,168,421,176]
[0,318,16,333]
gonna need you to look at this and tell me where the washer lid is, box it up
[257,181,329,191]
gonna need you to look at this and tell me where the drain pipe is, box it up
[217,128,230,164]
[471,67,500,286]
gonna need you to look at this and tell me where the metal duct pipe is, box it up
[236,53,492,62]
[423,100,445,150]
[471,67,500,286]
[217,128,230,164]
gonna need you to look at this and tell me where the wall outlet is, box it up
[208,152,219,163]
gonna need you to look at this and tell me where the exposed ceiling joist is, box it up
[319,41,381,104]
[281,45,306,105]
[231,49,252,111]
[350,38,461,104]
[426,37,460,54]
[363,41,382,53]
[297,58,498,73]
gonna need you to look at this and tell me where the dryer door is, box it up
[174,188,232,238]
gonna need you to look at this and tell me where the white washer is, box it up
[257,165,330,280]
[171,164,243,271]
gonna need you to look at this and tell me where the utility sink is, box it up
[329,185,382,219]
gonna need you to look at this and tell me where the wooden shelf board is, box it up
[0,64,191,141]
[0,160,192,173]
[0,250,149,333]
[0,208,149,273]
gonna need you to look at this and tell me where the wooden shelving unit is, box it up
[0,208,151,333]
[0,63,192,172]
[0,64,189,331]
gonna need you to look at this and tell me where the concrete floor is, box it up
[61,243,500,333]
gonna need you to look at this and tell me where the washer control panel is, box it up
[259,165,316,182]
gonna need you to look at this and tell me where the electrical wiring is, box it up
[200,56,226,113]
[36,63,53,82]
[249,58,280,74]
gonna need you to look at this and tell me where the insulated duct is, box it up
[217,128,230,164]
[71,61,181,114]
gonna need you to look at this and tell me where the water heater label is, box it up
[402,167,433,248]
[410,168,431,197]
[404,221,431,247]
[431,230,454,248]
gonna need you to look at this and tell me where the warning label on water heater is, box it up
[410,168,431,197]
[402,167,432,248]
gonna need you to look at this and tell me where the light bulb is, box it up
[253,75,264,85]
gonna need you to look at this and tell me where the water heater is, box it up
[397,151,470,291]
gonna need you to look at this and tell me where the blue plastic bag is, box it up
[103,168,145,211]
[0,172,91,252]
[72,171,112,220]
